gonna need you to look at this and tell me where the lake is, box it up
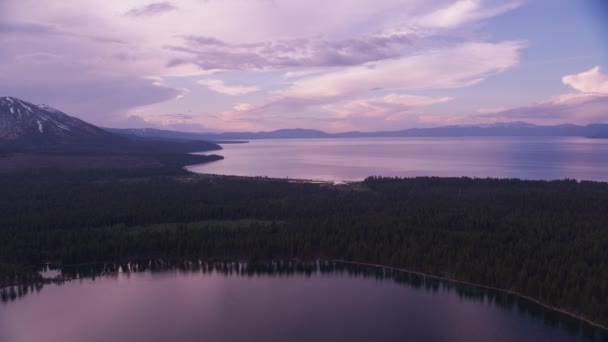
[0,261,605,342]
[187,137,608,182]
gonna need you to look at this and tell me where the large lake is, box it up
[0,262,604,342]
[187,137,608,182]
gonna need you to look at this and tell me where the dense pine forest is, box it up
[1,170,607,328]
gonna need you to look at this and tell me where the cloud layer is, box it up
[5,0,602,131]
[168,32,417,71]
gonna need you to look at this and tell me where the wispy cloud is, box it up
[125,2,177,18]
[197,79,260,96]
[412,0,522,30]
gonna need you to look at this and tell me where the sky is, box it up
[0,0,607,132]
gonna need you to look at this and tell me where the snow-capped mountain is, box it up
[0,96,222,156]
[0,96,115,146]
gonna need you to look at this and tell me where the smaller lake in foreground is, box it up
[1,261,605,342]
[187,137,608,182]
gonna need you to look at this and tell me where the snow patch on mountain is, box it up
[39,104,64,115]
[21,102,33,113]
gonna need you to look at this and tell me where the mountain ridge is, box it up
[108,122,608,141]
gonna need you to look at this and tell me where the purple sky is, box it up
[0,0,607,132]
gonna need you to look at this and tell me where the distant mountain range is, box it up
[108,122,608,141]
[3,95,607,150]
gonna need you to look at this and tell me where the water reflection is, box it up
[1,260,606,342]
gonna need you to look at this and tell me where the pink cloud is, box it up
[562,66,608,95]
[273,41,524,102]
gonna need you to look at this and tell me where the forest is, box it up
[0,169,607,328]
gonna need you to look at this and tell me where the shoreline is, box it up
[184,171,608,187]
[183,163,608,185]
[3,258,607,332]
[183,168,360,185]
[332,259,608,332]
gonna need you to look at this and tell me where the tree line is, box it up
[0,171,607,327]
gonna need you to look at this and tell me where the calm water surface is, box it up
[187,137,608,182]
[0,262,605,342]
